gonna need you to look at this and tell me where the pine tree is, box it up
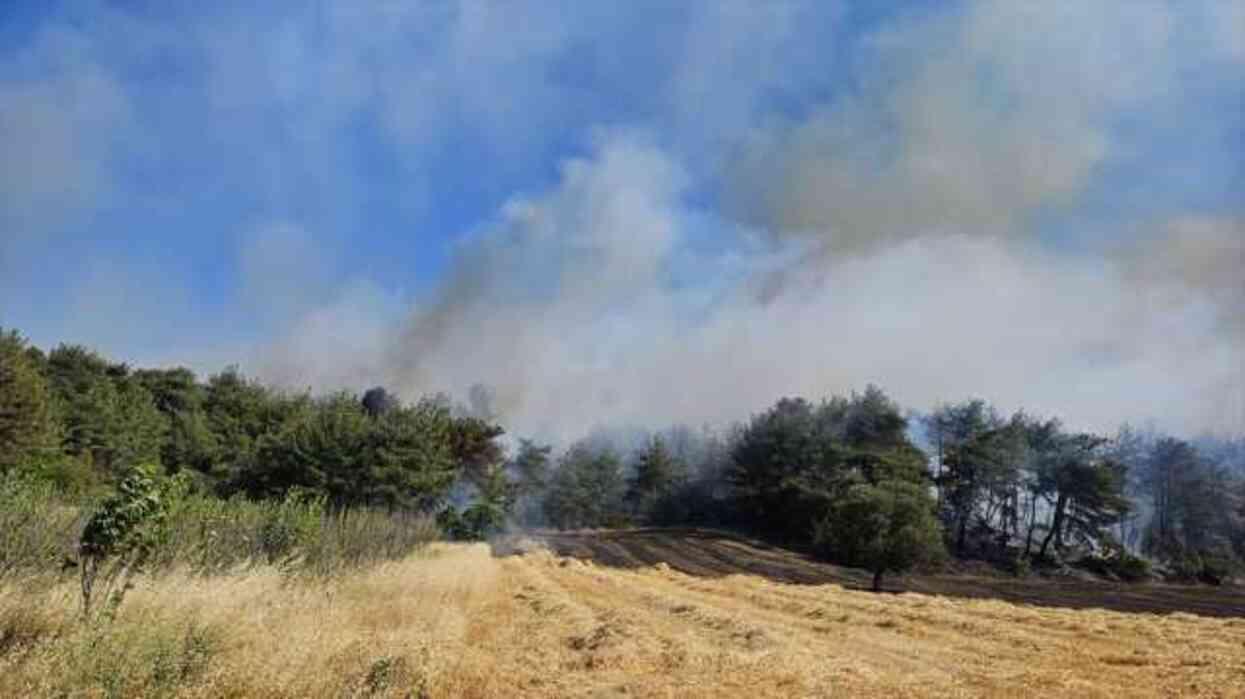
[0,329,60,473]
[511,439,553,526]
[627,436,687,521]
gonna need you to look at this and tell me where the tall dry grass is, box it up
[0,544,500,697]
[0,474,440,583]
[4,541,1245,697]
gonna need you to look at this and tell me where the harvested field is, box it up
[2,532,1244,697]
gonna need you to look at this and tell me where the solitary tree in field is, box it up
[814,479,945,592]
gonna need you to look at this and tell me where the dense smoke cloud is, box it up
[1,1,1240,442]
[375,133,1242,441]
[370,2,1243,441]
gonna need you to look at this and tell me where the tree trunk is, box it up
[872,569,884,592]
[1009,490,1020,542]
[1023,492,1038,558]
[1039,493,1067,560]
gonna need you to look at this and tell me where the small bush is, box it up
[257,491,324,566]
[79,465,175,619]
[439,502,505,542]
[60,616,221,697]
[148,621,219,689]
[1080,552,1152,582]
[1194,554,1236,586]
[1010,555,1032,579]
[1112,553,1153,582]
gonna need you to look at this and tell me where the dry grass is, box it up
[2,539,1244,697]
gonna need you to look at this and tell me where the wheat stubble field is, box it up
[3,530,1245,698]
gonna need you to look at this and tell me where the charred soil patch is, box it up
[540,527,1245,618]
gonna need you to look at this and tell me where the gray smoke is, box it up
[358,3,1243,442]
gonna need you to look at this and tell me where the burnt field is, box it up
[540,527,1245,618]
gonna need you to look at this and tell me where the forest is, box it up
[3,326,1244,589]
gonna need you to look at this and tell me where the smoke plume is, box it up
[364,2,1243,442]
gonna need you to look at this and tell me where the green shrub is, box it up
[1195,554,1236,585]
[1010,554,1032,579]
[257,490,324,566]
[79,465,176,619]
[61,616,221,697]
[1080,552,1152,582]
[1112,553,1153,582]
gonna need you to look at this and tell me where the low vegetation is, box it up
[1,469,438,589]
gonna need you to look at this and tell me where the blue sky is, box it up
[1,1,1242,438]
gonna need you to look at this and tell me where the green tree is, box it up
[814,479,945,591]
[164,407,220,474]
[627,436,687,522]
[101,378,167,474]
[1036,433,1131,560]
[133,367,214,472]
[132,367,203,415]
[252,392,368,504]
[365,398,459,511]
[926,400,1017,555]
[241,393,459,511]
[544,443,627,529]
[0,330,60,473]
[42,344,166,477]
[457,463,515,539]
[204,368,307,485]
[1140,437,1238,575]
[45,344,118,460]
[450,415,506,487]
[729,397,837,541]
[510,439,553,526]
[730,388,929,544]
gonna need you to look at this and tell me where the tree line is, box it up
[3,328,1243,588]
[0,330,503,524]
